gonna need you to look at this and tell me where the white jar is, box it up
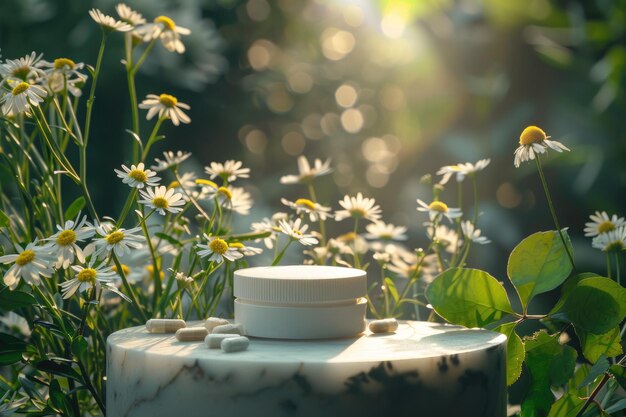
[234,265,367,339]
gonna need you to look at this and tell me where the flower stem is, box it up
[615,253,620,286]
[534,156,576,272]
[112,253,148,322]
[272,240,293,266]
[141,117,165,161]
[83,32,107,149]
[606,253,612,279]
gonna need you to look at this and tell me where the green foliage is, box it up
[494,322,525,386]
[64,196,86,220]
[577,326,623,363]
[556,277,626,334]
[0,333,26,366]
[507,230,573,311]
[426,268,514,328]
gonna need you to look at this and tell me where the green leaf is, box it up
[577,326,623,363]
[494,322,525,386]
[154,232,181,246]
[426,268,514,328]
[577,356,609,389]
[0,209,9,227]
[521,331,576,416]
[507,230,574,310]
[0,287,36,312]
[606,398,626,414]
[568,364,591,397]
[558,277,626,334]
[0,333,26,366]
[64,196,85,220]
[35,360,81,381]
[384,277,399,302]
[549,273,601,316]
[546,393,584,417]
[48,379,66,411]
[609,364,626,391]
[71,336,88,363]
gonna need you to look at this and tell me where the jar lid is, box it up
[234,265,366,304]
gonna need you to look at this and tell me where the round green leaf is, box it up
[507,230,574,310]
[426,268,514,328]
[560,277,626,334]
[495,322,525,386]
[577,326,623,363]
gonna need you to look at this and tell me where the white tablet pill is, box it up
[221,336,250,353]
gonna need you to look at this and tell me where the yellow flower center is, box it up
[349,208,367,217]
[15,249,35,266]
[209,238,229,255]
[218,187,232,200]
[12,82,30,96]
[56,230,77,246]
[145,265,165,279]
[77,268,97,283]
[158,93,178,108]
[54,58,76,70]
[428,201,449,213]
[152,197,169,209]
[112,264,130,276]
[339,232,357,242]
[168,180,181,189]
[229,242,244,249]
[598,221,615,234]
[129,169,147,183]
[519,126,547,146]
[154,15,176,31]
[196,179,218,189]
[295,198,316,210]
[106,231,125,245]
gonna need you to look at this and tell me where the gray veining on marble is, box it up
[107,321,507,417]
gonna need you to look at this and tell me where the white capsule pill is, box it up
[212,323,243,335]
[175,327,208,341]
[221,336,249,353]
[205,333,239,349]
[368,318,399,334]
[205,317,230,333]
[146,319,186,334]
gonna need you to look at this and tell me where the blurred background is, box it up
[1,0,625,292]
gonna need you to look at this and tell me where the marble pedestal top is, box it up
[107,321,507,417]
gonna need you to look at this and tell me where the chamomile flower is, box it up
[335,192,382,222]
[138,185,185,215]
[388,253,439,283]
[115,3,146,26]
[513,125,570,168]
[0,242,53,290]
[584,211,626,237]
[114,162,160,189]
[60,263,118,299]
[138,15,191,53]
[89,223,145,258]
[250,212,289,249]
[170,269,194,288]
[0,52,45,81]
[461,221,491,245]
[139,93,190,126]
[228,242,263,256]
[89,8,133,32]
[212,186,252,215]
[196,236,243,263]
[280,156,333,184]
[426,224,460,254]
[416,199,462,223]
[335,232,369,256]
[437,159,490,185]
[365,221,407,241]
[592,227,626,252]
[0,80,47,115]
[43,214,95,269]
[204,160,250,183]
[40,58,88,96]
[151,150,191,171]
[281,198,333,222]
[278,218,319,246]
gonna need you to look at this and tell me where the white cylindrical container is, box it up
[234,265,367,339]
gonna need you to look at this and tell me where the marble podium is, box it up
[107,321,507,417]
